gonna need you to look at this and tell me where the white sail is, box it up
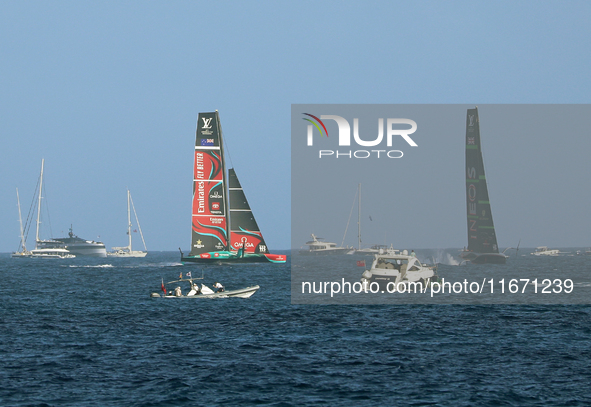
[108,189,147,257]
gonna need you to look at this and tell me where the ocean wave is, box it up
[66,264,114,268]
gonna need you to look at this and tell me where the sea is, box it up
[1,250,590,406]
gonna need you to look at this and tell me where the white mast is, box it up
[357,183,361,250]
[127,188,132,251]
[35,159,44,245]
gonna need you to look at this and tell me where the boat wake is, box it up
[433,251,460,266]
[65,264,114,268]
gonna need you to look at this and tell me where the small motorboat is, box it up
[151,275,259,299]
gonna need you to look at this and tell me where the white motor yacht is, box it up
[531,246,559,256]
[299,234,350,255]
[361,248,437,291]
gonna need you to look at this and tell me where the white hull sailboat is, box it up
[107,189,147,257]
[13,160,75,259]
[11,188,32,258]
[347,183,387,255]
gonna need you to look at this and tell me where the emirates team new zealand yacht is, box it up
[180,111,286,264]
[460,107,507,264]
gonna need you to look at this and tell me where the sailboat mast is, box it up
[216,110,231,248]
[358,183,361,250]
[127,189,132,251]
[35,159,44,243]
[16,188,27,252]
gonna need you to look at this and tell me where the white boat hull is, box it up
[152,285,260,299]
[532,247,560,256]
[11,252,32,258]
[107,250,147,258]
[360,249,437,291]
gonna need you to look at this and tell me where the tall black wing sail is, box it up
[189,112,229,256]
[228,168,269,254]
[465,107,499,254]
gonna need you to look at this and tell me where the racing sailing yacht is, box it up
[180,111,286,264]
[460,107,507,264]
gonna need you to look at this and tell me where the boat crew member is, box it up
[213,282,224,293]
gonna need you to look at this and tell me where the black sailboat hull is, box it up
[461,251,507,264]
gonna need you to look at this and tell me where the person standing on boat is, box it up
[213,282,224,293]
[411,250,416,257]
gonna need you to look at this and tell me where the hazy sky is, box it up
[1,1,590,252]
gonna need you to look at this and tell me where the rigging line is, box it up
[223,135,234,169]
[42,176,54,239]
[24,171,42,243]
[341,187,359,247]
[129,193,147,251]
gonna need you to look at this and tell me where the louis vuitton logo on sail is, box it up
[303,113,418,158]
[201,117,214,135]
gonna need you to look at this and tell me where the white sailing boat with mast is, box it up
[342,183,383,255]
[16,159,76,259]
[352,183,383,254]
[108,189,147,257]
[11,188,32,258]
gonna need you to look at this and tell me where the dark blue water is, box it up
[1,252,590,406]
